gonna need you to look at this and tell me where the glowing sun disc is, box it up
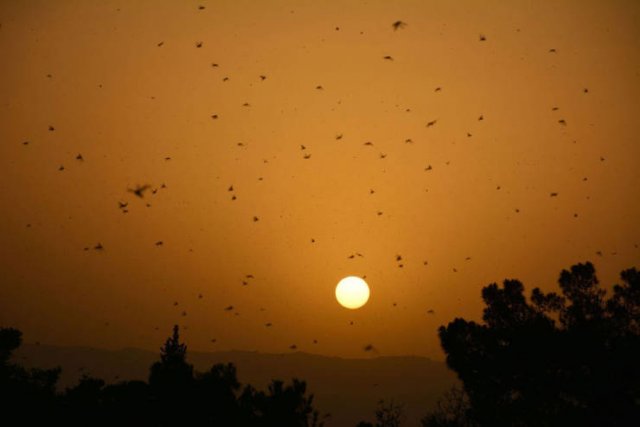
[335,276,370,309]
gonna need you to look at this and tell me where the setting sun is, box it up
[335,276,370,309]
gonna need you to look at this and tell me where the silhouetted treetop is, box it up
[557,262,606,327]
[608,267,640,335]
[437,262,640,427]
[160,324,187,364]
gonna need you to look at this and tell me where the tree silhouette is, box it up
[1,323,327,426]
[148,325,195,425]
[0,327,61,424]
[437,262,640,426]
[149,325,194,391]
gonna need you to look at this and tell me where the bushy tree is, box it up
[437,262,640,426]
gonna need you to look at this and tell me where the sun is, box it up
[335,276,370,309]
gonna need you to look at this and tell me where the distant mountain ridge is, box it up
[15,344,456,427]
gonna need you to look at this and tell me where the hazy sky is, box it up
[1,0,639,359]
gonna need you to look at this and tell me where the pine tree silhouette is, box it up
[434,262,640,426]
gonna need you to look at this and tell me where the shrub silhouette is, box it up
[434,262,640,426]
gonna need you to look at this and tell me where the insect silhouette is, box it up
[392,20,407,31]
[128,184,151,198]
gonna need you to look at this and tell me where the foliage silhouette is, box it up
[436,262,640,426]
[0,324,325,426]
[192,363,242,425]
[420,386,475,427]
[0,327,61,424]
[356,398,405,427]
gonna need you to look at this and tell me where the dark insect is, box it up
[392,21,407,31]
[128,184,151,198]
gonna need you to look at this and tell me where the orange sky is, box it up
[1,0,639,359]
